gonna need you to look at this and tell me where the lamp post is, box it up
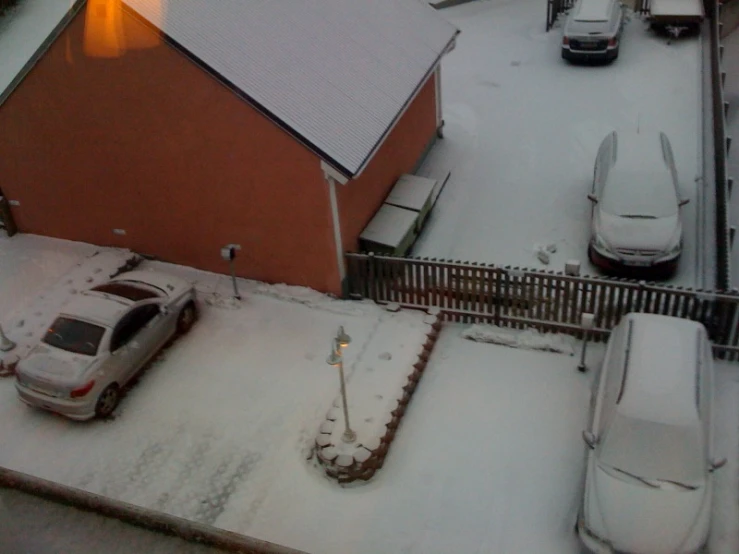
[0,324,15,352]
[327,326,356,443]
[220,244,242,301]
[577,312,595,373]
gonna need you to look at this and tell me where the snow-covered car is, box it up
[587,130,689,276]
[15,270,197,420]
[577,313,726,554]
[561,0,625,63]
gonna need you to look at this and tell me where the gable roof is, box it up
[0,0,85,108]
[121,0,459,179]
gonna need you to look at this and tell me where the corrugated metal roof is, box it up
[122,0,459,177]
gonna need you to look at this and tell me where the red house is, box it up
[0,0,458,295]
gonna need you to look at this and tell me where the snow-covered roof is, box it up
[122,0,459,178]
[0,0,83,106]
[617,313,703,426]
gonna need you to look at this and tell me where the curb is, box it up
[0,466,308,554]
[315,308,443,484]
[431,0,479,9]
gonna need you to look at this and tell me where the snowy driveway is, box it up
[415,0,702,286]
[0,238,736,553]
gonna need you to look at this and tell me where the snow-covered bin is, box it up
[314,307,443,483]
[384,174,439,232]
[358,204,419,256]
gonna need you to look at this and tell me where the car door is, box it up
[108,304,160,383]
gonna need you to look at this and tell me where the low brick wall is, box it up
[315,308,444,484]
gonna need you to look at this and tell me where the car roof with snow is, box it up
[601,131,679,218]
[110,270,188,297]
[59,291,133,327]
[616,313,704,426]
[573,0,614,22]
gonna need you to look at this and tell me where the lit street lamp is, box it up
[327,326,356,443]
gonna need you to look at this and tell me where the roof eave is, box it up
[349,29,461,181]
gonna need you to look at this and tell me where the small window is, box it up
[43,317,106,356]
[110,304,160,351]
[91,282,160,301]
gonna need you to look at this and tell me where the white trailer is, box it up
[648,0,705,34]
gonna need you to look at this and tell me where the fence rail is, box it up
[346,253,739,360]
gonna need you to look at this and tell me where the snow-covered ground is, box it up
[0,0,735,553]
[0,235,736,554]
[0,0,75,96]
[415,0,703,286]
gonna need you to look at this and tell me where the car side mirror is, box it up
[709,457,727,472]
[582,430,598,449]
[587,194,598,203]
[678,198,690,207]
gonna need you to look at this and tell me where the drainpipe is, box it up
[321,161,349,295]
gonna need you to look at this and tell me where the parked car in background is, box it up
[561,0,625,63]
[577,313,726,554]
[15,270,197,420]
[587,130,689,276]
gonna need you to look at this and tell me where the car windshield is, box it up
[601,171,678,218]
[599,413,705,485]
[42,317,106,356]
[91,282,160,301]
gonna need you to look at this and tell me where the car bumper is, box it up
[562,46,618,62]
[16,383,96,421]
[577,515,614,554]
[588,243,679,277]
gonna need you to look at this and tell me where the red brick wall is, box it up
[337,72,438,251]
[0,8,343,293]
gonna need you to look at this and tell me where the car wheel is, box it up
[176,301,198,334]
[95,384,120,419]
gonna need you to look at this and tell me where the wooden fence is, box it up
[635,0,651,15]
[546,0,576,31]
[345,253,739,360]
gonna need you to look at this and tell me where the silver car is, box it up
[562,0,625,63]
[588,130,689,276]
[15,270,197,420]
[577,313,726,554]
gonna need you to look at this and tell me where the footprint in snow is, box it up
[378,352,392,361]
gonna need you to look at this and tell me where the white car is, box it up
[588,131,689,276]
[15,270,197,420]
[562,0,625,63]
[577,313,726,554]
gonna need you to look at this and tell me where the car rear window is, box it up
[91,282,160,301]
[600,414,704,483]
[42,317,106,356]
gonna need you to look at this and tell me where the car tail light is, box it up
[608,37,617,47]
[563,36,569,45]
[71,380,95,398]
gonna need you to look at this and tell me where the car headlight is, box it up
[656,235,682,261]
[593,233,610,253]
